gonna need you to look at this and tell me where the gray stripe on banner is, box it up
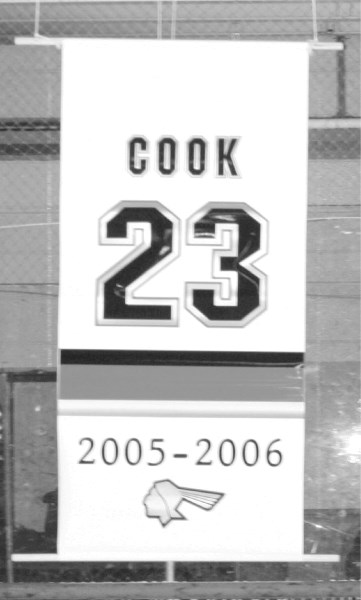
[59,365,303,401]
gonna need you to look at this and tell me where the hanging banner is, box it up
[58,40,309,560]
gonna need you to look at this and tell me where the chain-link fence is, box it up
[0,0,360,592]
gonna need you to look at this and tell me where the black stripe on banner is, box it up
[61,350,304,367]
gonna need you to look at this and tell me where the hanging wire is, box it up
[171,0,178,40]
[311,0,319,42]
[34,0,41,37]
[157,1,163,39]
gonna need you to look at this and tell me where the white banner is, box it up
[58,40,309,561]
[58,402,305,560]
[59,40,308,355]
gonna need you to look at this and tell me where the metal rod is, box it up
[311,0,318,41]
[309,41,344,50]
[157,1,162,39]
[11,552,340,562]
[336,35,347,117]
[165,560,175,582]
[0,375,14,583]
[34,0,41,37]
[14,37,349,47]
[171,0,178,39]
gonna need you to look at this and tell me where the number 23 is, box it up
[97,201,267,327]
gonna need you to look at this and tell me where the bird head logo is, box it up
[143,479,224,526]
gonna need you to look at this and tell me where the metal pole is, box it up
[34,0,41,37]
[336,35,347,117]
[165,560,175,582]
[311,0,318,41]
[157,1,162,40]
[0,375,14,583]
[170,0,178,40]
